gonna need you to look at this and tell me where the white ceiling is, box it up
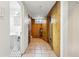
[23,1,56,18]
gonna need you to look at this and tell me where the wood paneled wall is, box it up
[47,1,60,57]
[52,2,60,57]
[31,19,48,42]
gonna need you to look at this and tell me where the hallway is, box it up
[23,38,56,57]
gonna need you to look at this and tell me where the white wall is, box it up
[0,1,29,56]
[10,1,21,36]
[61,1,69,57]
[68,1,79,57]
[10,2,22,52]
[0,2,10,56]
[61,1,79,57]
[20,2,29,54]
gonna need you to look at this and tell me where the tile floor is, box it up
[22,38,56,57]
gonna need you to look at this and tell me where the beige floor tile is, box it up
[22,38,56,57]
[34,53,42,57]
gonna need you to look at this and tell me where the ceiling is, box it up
[23,1,56,18]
